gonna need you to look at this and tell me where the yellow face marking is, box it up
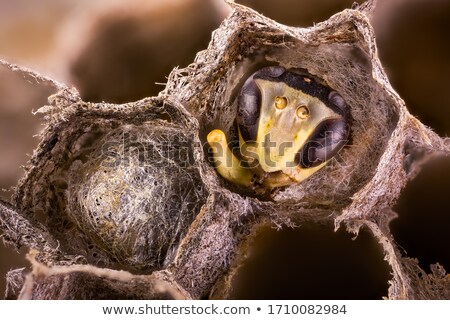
[251,78,342,173]
[264,119,273,131]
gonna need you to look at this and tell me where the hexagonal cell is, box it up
[213,45,397,201]
[228,224,391,299]
[13,97,208,272]
[374,0,450,137]
[66,125,204,269]
[168,5,400,214]
[391,156,450,273]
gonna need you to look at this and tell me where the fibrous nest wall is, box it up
[0,1,449,299]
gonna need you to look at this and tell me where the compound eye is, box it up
[237,66,286,141]
[296,105,310,119]
[296,118,349,168]
[274,96,287,110]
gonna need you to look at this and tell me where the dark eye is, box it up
[237,66,286,141]
[328,91,347,115]
[296,118,349,168]
[296,90,350,167]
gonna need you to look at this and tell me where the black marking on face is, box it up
[253,67,347,117]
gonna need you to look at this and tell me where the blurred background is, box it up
[0,0,449,299]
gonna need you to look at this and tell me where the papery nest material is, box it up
[1,0,449,299]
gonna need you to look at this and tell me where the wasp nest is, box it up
[1,1,449,299]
